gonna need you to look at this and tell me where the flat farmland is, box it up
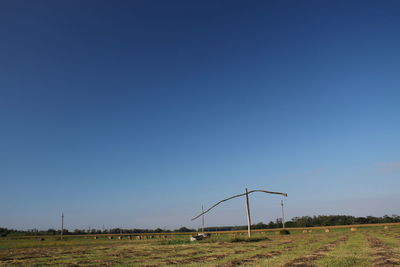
[1,226,400,266]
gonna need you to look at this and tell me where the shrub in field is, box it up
[229,237,265,242]
[279,230,290,235]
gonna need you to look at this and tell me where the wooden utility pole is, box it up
[245,188,252,237]
[281,200,285,228]
[61,213,64,240]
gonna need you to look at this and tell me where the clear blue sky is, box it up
[1,0,399,230]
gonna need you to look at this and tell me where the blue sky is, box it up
[1,0,399,230]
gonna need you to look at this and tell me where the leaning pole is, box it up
[192,189,287,237]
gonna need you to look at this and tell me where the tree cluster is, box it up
[203,214,400,232]
[0,226,196,237]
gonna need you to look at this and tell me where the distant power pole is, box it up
[61,213,64,240]
[281,200,285,228]
[201,205,205,233]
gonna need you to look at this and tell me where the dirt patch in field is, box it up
[140,254,228,266]
[367,235,400,267]
[283,235,349,267]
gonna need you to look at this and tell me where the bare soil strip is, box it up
[366,234,400,266]
[282,235,349,267]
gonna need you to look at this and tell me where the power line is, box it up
[192,188,287,237]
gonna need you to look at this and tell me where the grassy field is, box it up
[1,226,400,266]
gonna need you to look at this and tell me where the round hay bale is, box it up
[350,227,357,232]
[325,229,330,233]
[136,236,142,240]
[108,236,113,240]
[117,236,122,240]
[93,236,98,239]
[384,226,389,230]
[127,236,132,240]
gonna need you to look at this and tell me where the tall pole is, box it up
[281,200,285,228]
[61,213,64,240]
[201,205,205,233]
[245,188,252,237]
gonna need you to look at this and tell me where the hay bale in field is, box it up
[384,226,389,230]
[190,233,211,241]
[190,236,200,241]
[149,235,154,239]
[136,236,142,240]
[163,235,168,238]
[108,236,113,239]
[117,236,122,240]
[350,227,357,232]
[93,236,98,239]
[127,236,132,240]
[325,229,330,233]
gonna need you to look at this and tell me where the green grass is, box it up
[315,233,372,267]
[1,226,400,266]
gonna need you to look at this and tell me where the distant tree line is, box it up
[2,215,399,237]
[0,226,196,237]
[203,214,400,232]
